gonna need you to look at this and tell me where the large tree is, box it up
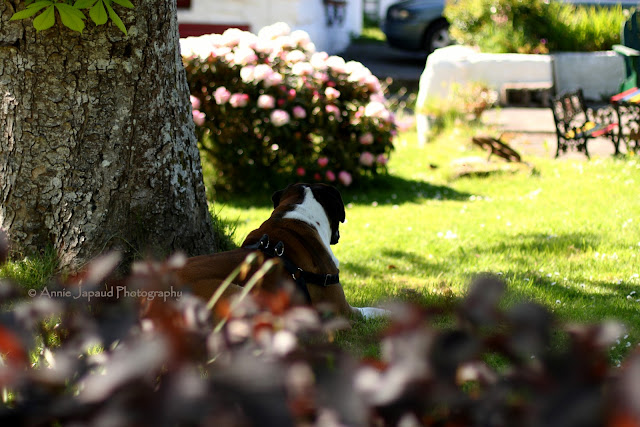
[0,0,217,269]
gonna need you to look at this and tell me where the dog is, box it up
[175,183,386,319]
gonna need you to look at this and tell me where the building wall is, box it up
[177,0,362,54]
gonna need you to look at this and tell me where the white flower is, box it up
[324,87,341,100]
[221,27,246,47]
[290,29,311,46]
[252,64,274,83]
[326,55,346,73]
[257,94,276,109]
[364,101,391,121]
[286,49,307,64]
[270,109,291,127]
[292,62,314,76]
[258,22,291,40]
[240,66,255,83]
[310,52,329,70]
[232,46,257,66]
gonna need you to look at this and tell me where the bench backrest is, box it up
[622,11,640,52]
[551,89,588,135]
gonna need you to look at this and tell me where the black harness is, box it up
[244,234,340,303]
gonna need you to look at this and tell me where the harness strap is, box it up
[244,234,340,303]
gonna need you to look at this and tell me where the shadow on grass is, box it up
[213,174,473,209]
[342,174,472,205]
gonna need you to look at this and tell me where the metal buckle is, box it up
[259,234,269,249]
[274,241,284,257]
[291,267,303,281]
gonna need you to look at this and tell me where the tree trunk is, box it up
[0,0,217,269]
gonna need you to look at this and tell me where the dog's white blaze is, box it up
[283,187,339,268]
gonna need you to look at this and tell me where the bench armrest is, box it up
[613,44,640,57]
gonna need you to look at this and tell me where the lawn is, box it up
[2,120,640,364]
[215,126,640,363]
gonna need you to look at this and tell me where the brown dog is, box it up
[175,183,386,319]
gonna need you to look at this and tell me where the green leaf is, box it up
[9,1,52,20]
[105,1,127,35]
[55,3,86,33]
[73,0,97,8]
[111,0,134,9]
[89,0,108,25]
[32,5,55,31]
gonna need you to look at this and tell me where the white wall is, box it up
[553,51,625,101]
[177,0,362,54]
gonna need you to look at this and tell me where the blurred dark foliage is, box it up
[0,229,639,426]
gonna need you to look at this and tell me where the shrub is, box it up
[418,81,497,136]
[445,0,628,54]
[181,23,396,195]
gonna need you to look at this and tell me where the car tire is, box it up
[424,19,451,54]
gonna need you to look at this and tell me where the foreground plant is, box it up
[0,231,639,425]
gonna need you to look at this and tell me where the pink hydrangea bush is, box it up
[181,23,395,194]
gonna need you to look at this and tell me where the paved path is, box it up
[482,108,619,159]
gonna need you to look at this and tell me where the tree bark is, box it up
[0,0,217,269]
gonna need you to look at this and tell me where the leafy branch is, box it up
[10,0,134,35]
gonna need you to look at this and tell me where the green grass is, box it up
[3,122,640,364]
[215,127,640,362]
[352,19,386,44]
[0,246,59,291]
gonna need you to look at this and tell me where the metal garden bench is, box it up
[550,89,619,158]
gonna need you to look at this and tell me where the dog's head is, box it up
[272,183,346,245]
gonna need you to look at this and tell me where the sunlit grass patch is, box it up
[217,127,640,362]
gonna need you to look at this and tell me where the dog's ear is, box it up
[272,189,285,209]
[311,184,346,224]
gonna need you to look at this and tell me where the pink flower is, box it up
[257,94,276,109]
[325,87,340,100]
[313,72,329,83]
[377,154,388,165]
[214,87,231,105]
[288,89,296,100]
[365,101,391,121]
[359,132,374,145]
[317,157,329,167]
[314,173,322,181]
[325,104,340,119]
[190,95,201,110]
[192,110,205,126]
[264,72,283,87]
[229,93,249,108]
[325,170,336,182]
[293,106,307,119]
[270,109,290,127]
[296,167,306,176]
[338,171,352,186]
[359,151,375,167]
